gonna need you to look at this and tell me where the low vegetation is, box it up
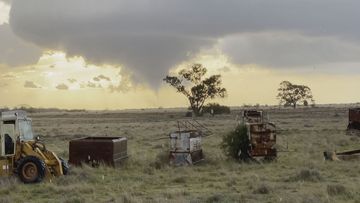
[202,103,231,115]
[0,106,359,202]
[221,124,250,161]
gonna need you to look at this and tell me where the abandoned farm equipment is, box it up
[246,122,277,160]
[324,149,360,161]
[241,110,277,161]
[242,110,265,123]
[347,108,360,131]
[169,120,211,166]
[323,108,360,161]
[69,136,128,167]
[0,111,67,183]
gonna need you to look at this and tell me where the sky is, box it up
[0,0,359,110]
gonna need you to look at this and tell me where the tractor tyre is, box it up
[59,158,69,175]
[17,156,46,184]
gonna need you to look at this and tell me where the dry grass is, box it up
[1,106,360,202]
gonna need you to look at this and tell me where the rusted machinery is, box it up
[69,137,128,167]
[169,120,210,166]
[0,111,67,183]
[243,110,264,123]
[324,149,360,161]
[246,122,277,159]
[242,110,277,160]
[347,108,360,131]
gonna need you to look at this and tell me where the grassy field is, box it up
[1,106,360,203]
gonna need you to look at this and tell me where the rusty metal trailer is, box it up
[348,108,360,130]
[69,137,128,167]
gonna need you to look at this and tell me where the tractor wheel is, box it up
[59,158,69,175]
[17,156,46,184]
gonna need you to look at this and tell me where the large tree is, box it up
[277,81,314,108]
[163,64,227,116]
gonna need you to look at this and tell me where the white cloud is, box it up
[0,1,10,25]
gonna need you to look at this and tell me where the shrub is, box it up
[221,124,251,160]
[327,184,347,196]
[173,176,186,184]
[203,103,231,115]
[290,169,322,182]
[151,150,169,169]
[253,184,271,194]
[185,111,193,117]
[205,194,224,203]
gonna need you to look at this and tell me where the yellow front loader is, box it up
[0,110,67,183]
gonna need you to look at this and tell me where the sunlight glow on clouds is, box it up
[0,2,10,25]
[0,51,132,93]
[0,51,359,109]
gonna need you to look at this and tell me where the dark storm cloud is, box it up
[0,24,42,66]
[9,0,360,86]
[93,74,111,82]
[86,81,102,88]
[219,32,360,68]
[56,83,69,90]
[24,81,41,88]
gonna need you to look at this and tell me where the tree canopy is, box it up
[277,81,314,108]
[163,64,227,116]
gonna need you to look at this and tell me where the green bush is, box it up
[203,103,231,115]
[221,124,251,160]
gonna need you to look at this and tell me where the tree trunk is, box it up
[293,103,297,109]
[192,106,202,116]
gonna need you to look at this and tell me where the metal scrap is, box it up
[347,108,360,131]
[168,120,210,166]
[69,136,128,167]
[324,149,360,161]
[242,110,277,160]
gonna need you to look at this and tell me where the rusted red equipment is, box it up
[241,110,277,160]
[348,108,360,130]
[246,122,277,159]
[69,137,128,167]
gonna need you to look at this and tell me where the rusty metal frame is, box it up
[348,108,360,130]
[246,122,277,159]
[69,136,128,167]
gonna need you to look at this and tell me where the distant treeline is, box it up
[0,106,86,113]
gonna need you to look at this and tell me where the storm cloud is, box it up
[219,32,360,68]
[56,83,69,90]
[0,0,11,4]
[9,0,360,86]
[0,24,42,66]
[24,81,41,88]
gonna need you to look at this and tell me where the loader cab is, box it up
[0,111,34,156]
